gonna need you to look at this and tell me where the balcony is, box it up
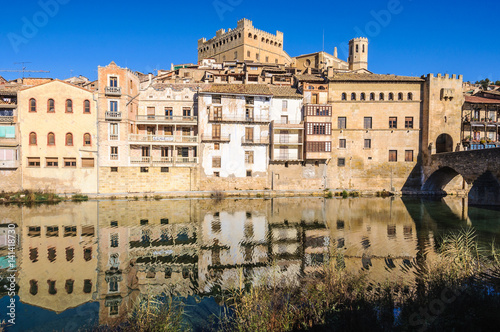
[136,115,197,124]
[272,153,303,162]
[130,156,198,167]
[273,135,303,145]
[105,111,122,120]
[273,120,304,129]
[201,134,231,142]
[0,116,14,123]
[241,136,270,145]
[105,86,122,96]
[208,113,270,123]
[0,160,19,169]
[129,134,198,145]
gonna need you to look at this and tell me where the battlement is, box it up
[426,73,464,81]
[349,37,369,43]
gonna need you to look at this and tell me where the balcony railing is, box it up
[201,134,231,142]
[130,156,198,166]
[274,135,303,144]
[0,116,14,123]
[209,113,270,123]
[0,160,19,169]
[136,115,197,123]
[105,111,122,120]
[105,86,122,96]
[129,134,198,144]
[272,153,303,161]
[241,136,270,145]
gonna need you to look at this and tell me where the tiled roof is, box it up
[295,74,326,83]
[201,84,272,96]
[465,95,500,104]
[269,86,302,99]
[483,90,500,96]
[150,83,211,92]
[328,73,424,82]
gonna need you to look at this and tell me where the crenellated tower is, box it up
[348,37,368,71]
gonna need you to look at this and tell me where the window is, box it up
[47,132,55,145]
[364,139,371,149]
[389,150,397,162]
[110,147,118,160]
[245,127,253,142]
[408,92,413,101]
[82,226,95,236]
[111,167,118,172]
[83,133,91,146]
[110,101,118,112]
[65,133,73,146]
[66,280,74,294]
[388,93,394,101]
[111,233,119,247]
[48,280,57,295]
[161,167,169,173]
[282,100,288,111]
[379,93,385,101]
[82,158,95,168]
[351,93,356,101]
[234,51,238,59]
[306,123,331,135]
[165,107,173,117]
[30,98,36,112]
[64,158,76,167]
[364,117,372,129]
[338,117,346,129]
[266,56,269,63]
[46,157,58,167]
[405,117,414,129]
[247,51,251,57]
[341,93,347,101]
[47,99,55,112]
[338,158,345,167]
[339,139,346,149]
[28,157,40,167]
[64,226,77,237]
[83,280,92,293]
[46,226,59,237]
[109,76,117,87]
[370,93,375,101]
[214,143,220,150]
[140,167,149,173]
[246,170,252,177]
[360,93,366,101]
[214,171,220,177]
[256,54,259,61]
[84,100,90,113]
[29,132,37,145]
[212,156,221,168]
[183,108,191,117]
[147,106,155,119]
[245,151,254,164]
[389,117,397,129]
[405,150,414,162]
[110,123,118,140]
[245,97,254,105]
[83,247,92,261]
[212,95,221,104]
[65,99,73,113]
[398,93,403,101]
[65,247,74,261]
[306,142,331,152]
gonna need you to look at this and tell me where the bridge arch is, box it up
[468,171,500,206]
[436,133,454,153]
[422,166,465,192]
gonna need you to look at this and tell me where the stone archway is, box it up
[422,166,464,192]
[436,134,454,153]
[468,171,500,206]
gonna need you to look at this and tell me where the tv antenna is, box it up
[0,62,50,78]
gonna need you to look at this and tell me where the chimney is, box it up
[148,73,152,85]
[334,47,338,58]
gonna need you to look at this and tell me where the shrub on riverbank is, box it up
[0,190,62,205]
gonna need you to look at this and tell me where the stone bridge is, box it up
[422,148,500,206]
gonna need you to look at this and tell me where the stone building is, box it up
[198,18,292,65]
[0,85,21,191]
[17,80,98,193]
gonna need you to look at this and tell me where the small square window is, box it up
[161,167,169,173]
[246,170,252,177]
[405,150,414,162]
[339,139,346,149]
[364,139,371,149]
[111,167,118,172]
[140,167,149,173]
[214,171,220,177]
[64,158,77,167]
[214,143,220,150]
[338,158,345,167]
[140,219,149,225]
[389,150,397,162]
[46,158,58,167]
[110,221,118,227]
[161,218,169,224]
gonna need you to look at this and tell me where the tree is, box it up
[495,80,500,86]
[476,78,491,90]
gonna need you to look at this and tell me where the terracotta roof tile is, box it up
[328,73,424,82]
[465,95,500,104]
[201,84,272,96]
[269,86,302,99]
[295,74,326,83]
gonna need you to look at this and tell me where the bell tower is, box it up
[348,38,368,71]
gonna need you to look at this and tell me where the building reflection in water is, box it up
[2,196,474,328]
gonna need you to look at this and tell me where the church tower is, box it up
[348,38,368,71]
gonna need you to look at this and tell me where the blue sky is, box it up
[1,0,499,83]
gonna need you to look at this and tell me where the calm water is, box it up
[1,197,500,331]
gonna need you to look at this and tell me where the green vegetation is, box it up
[71,194,89,202]
[0,190,62,205]
[342,190,348,199]
[325,190,333,198]
[154,195,163,201]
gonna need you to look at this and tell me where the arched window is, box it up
[47,132,55,146]
[356,45,359,52]
[408,92,413,101]
[360,93,366,101]
[248,33,252,38]
[351,93,356,101]
[262,37,265,42]
[379,93,385,101]
[29,132,37,145]
[266,39,269,44]
[370,93,375,101]
[389,93,394,101]
[341,93,347,101]
[30,280,38,295]
[362,44,365,52]
[65,99,73,113]
[254,35,257,40]
[47,99,55,113]
[83,133,91,146]
[65,133,73,146]
[84,100,90,113]
[29,98,37,112]
[398,93,403,101]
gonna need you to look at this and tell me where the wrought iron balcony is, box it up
[105,86,122,96]
[0,116,14,123]
[241,136,270,145]
[136,115,197,123]
[208,113,270,123]
[105,111,122,120]
[129,134,198,144]
[201,134,231,142]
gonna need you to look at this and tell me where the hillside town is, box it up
[1,18,498,195]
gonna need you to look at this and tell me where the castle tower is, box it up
[348,38,368,71]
